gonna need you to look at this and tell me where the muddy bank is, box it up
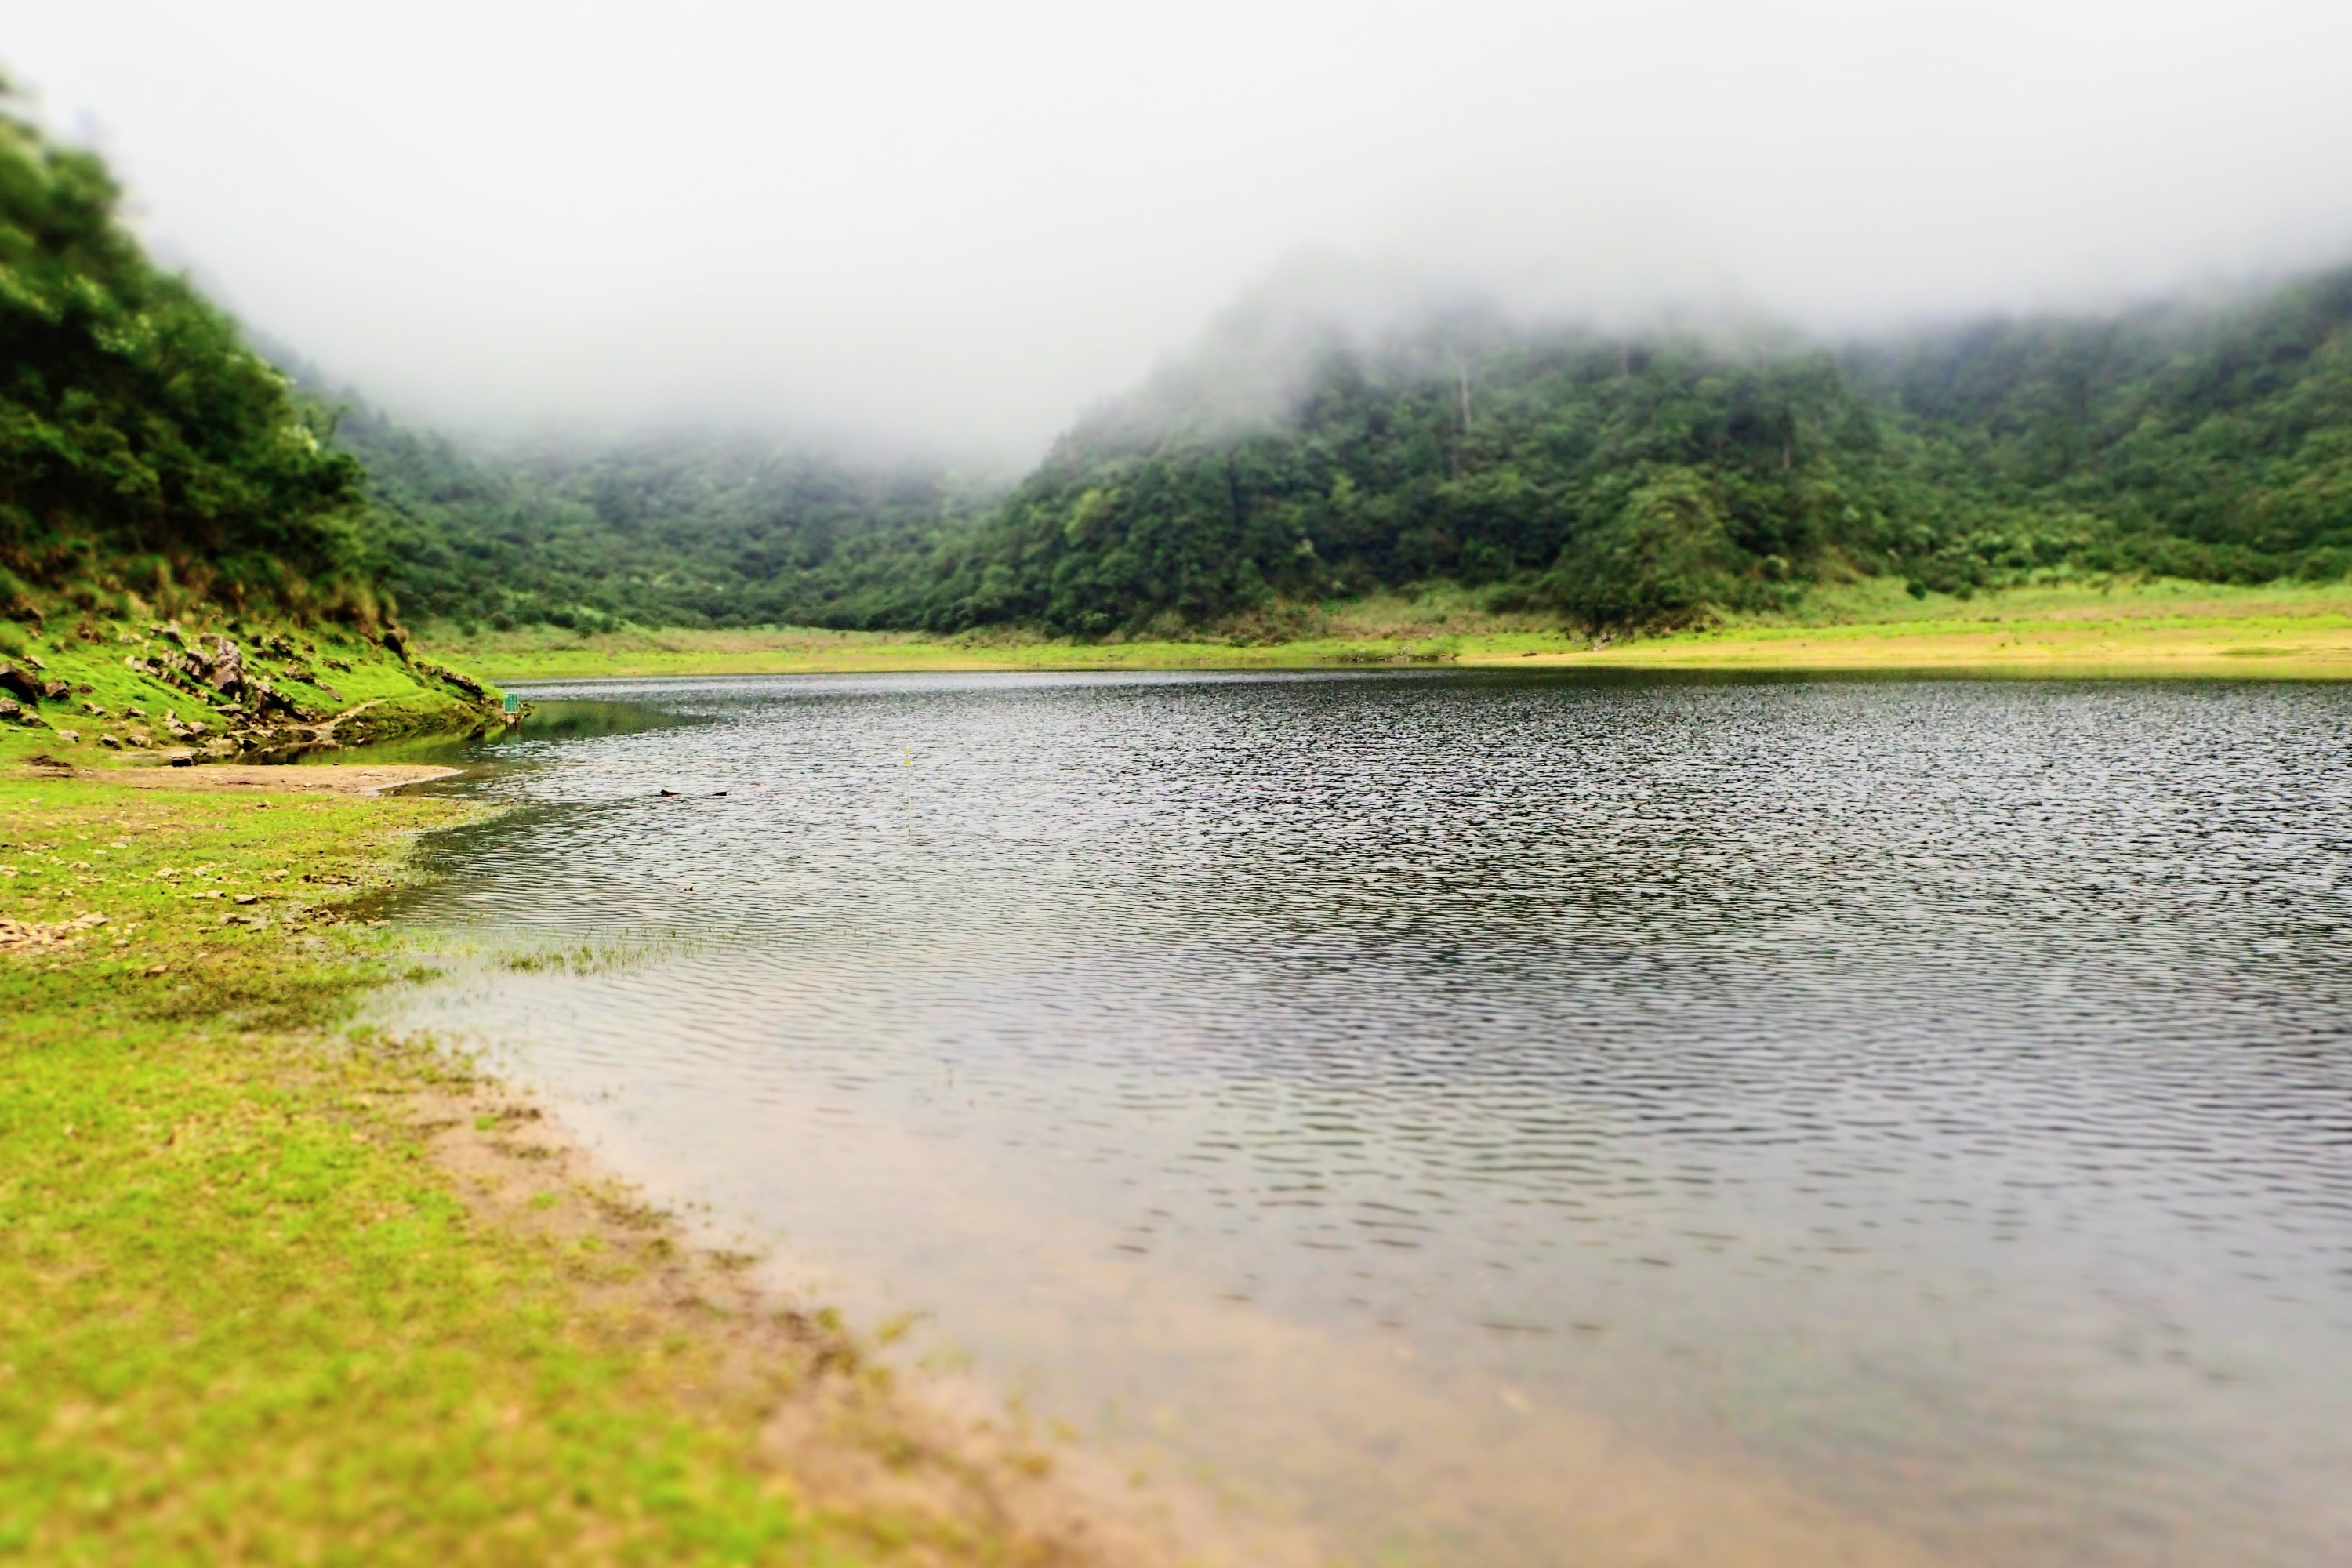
[401,1065,1247,1568]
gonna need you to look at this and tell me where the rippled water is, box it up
[383,670,2352,1566]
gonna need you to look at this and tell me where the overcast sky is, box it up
[6,1,2351,462]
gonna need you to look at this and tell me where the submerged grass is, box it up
[426,576,2352,684]
[0,775,884,1565]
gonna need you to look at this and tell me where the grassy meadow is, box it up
[423,577,2352,684]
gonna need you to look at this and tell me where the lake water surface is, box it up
[383,670,2352,1566]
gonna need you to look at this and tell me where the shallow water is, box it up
[384,670,2352,1566]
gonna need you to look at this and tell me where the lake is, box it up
[380,670,2352,1566]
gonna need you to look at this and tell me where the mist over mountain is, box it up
[279,256,2352,640]
[9,2,2352,459]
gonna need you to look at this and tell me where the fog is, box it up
[7,0,2351,463]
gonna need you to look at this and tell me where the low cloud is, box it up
[10,0,2351,463]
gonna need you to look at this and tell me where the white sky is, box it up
[5,1,2351,462]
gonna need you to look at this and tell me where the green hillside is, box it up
[333,269,2352,643]
[325,405,1000,633]
[1853,270,2352,590]
[0,93,376,623]
[0,89,499,757]
[906,275,2352,636]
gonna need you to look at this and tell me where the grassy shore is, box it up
[424,578,2352,684]
[0,767,1147,1566]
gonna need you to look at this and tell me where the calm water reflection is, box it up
[384,671,2352,1566]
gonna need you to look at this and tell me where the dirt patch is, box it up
[20,760,462,795]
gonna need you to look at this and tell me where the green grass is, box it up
[0,609,500,768]
[420,575,2352,682]
[0,777,886,1565]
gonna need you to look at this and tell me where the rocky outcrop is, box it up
[126,633,315,724]
[0,662,67,705]
[416,660,486,699]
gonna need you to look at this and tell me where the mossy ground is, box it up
[0,775,1001,1566]
[423,576,2352,684]
[0,608,499,768]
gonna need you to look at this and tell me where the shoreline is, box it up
[419,581,2352,685]
[0,760,1200,1565]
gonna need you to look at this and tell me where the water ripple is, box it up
[390,671,2352,1567]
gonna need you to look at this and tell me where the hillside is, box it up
[325,405,1000,633]
[901,273,2352,637]
[1853,269,2352,590]
[352,266,2352,644]
[0,91,500,756]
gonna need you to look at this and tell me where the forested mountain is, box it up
[921,319,1886,634]
[325,404,998,633]
[0,88,379,626]
[315,263,2352,641]
[1851,269,2352,590]
[901,270,2352,635]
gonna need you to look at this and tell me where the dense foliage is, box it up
[342,271,2352,638]
[1853,269,2352,593]
[328,404,996,632]
[906,274,2352,634]
[0,91,372,622]
[916,323,1885,634]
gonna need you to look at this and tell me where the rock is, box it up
[0,911,108,950]
[658,788,681,797]
[0,663,42,702]
[0,696,20,722]
[419,661,485,698]
[201,634,248,695]
[56,728,80,743]
[99,734,121,749]
[39,680,67,702]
